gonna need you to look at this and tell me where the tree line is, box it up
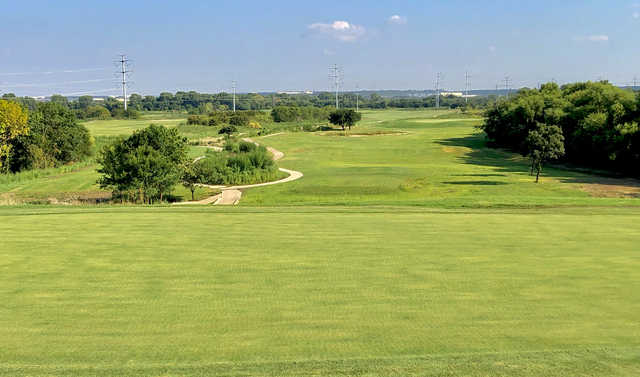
[481,81,640,178]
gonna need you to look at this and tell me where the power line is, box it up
[435,72,441,108]
[464,71,471,104]
[119,54,130,111]
[329,64,342,109]
[503,75,512,98]
[232,80,237,112]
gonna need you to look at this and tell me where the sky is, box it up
[1,0,640,96]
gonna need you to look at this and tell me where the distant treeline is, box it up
[1,90,492,119]
[481,81,640,175]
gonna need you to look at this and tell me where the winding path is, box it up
[175,137,303,205]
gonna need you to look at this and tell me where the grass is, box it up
[2,109,640,375]
[1,206,639,376]
[241,109,640,207]
[81,112,187,136]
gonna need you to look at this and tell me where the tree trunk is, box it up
[191,187,195,201]
[535,163,541,183]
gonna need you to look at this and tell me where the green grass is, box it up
[1,206,639,376]
[241,109,640,207]
[2,109,640,375]
[81,112,188,136]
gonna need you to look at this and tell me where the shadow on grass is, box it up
[443,181,509,186]
[436,134,640,194]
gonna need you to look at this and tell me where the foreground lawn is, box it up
[1,206,639,376]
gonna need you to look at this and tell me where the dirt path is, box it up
[175,137,303,205]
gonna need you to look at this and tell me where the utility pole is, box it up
[119,54,129,111]
[464,71,471,105]
[504,76,512,99]
[232,81,236,112]
[329,64,341,109]
[355,84,359,112]
[435,72,441,109]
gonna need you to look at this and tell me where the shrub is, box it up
[219,125,238,135]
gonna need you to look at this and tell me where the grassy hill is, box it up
[1,109,640,376]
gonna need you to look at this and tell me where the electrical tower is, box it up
[329,64,342,109]
[119,54,130,111]
[435,72,442,108]
[464,71,471,104]
[232,81,237,112]
[504,76,512,98]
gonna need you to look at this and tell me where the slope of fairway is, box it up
[240,110,640,207]
[81,111,187,136]
[1,206,639,376]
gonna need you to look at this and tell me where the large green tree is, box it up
[0,100,29,172]
[328,109,362,130]
[97,124,188,203]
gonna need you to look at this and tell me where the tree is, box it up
[97,125,188,203]
[328,109,362,130]
[526,123,565,183]
[181,160,202,201]
[0,100,29,172]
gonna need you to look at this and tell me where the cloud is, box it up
[489,45,497,53]
[633,11,640,19]
[308,21,366,42]
[388,15,407,25]
[573,35,609,42]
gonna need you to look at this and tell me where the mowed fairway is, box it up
[1,206,640,376]
[2,109,640,376]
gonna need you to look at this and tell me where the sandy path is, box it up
[175,137,302,205]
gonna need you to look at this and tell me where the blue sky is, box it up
[1,0,639,96]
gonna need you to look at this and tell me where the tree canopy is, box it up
[0,100,29,172]
[329,109,362,130]
[97,125,188,203]
[481,81,640,175]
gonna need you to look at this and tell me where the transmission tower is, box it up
[464,71,471,104]
[435,72,442,108]
[232,81,237,112]
[119,54,130,111]
[633,76,638,90]
[329,64,342,109]
[504,76,512,98]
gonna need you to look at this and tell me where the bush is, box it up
[229,112,250,127]
[219,125,238,135]
[85,105,111,119]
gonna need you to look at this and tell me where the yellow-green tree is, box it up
[0,100,29,171]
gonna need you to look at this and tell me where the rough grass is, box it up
[1,206,639,376]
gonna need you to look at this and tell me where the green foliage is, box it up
[526,123,566,182]
[97,124,188,203]
[481,81,640,174]
[8,102,92,172]
[195,141,277,185]
[270,106,331,122]
[328,109,362,130]
[219,125,237,135]
[0,99,29,172]
[85,105,112,119]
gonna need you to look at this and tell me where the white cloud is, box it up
[574,35,609,42]
[308,21,366,42]
[388,15,407,25]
